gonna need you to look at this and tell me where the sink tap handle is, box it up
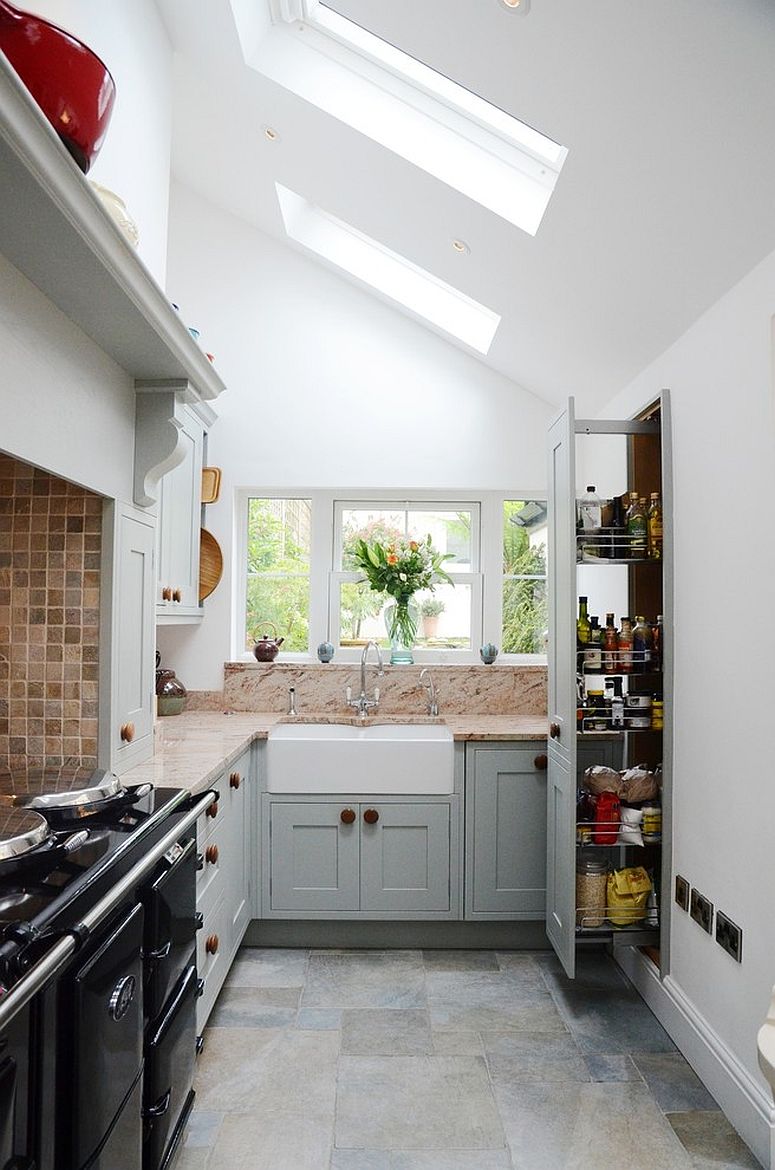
[373,687,380,704]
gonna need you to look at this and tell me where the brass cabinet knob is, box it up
[340,808,356,825]
[363,808,379,825]
[120,722,135,743]
[205,844,219,865]
[534,754,548,771]
[549,722,561,740]
[205,934,219,956]
[172,587,182,603]
[161,586,172,601]
[229,772,241,790]
[206,801,219,819]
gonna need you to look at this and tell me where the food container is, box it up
[626,694,653,709]
[155,668,187,716]
[625,714,651,729]
[576,856,608,927]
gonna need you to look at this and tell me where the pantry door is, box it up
[545,398,578,978]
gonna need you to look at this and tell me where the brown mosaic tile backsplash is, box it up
[0,454,102,770]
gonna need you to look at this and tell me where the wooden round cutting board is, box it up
[199,528,223,602]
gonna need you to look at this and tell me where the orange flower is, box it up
[387,554,398,565]
[409,540,419,551]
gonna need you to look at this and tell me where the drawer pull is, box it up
[207,801,219,819]
[363,808,379,825]
[172,587,182,603]
[534,754,548,771]
[161,586,172,601]
[120,722,135,743]
[340,808,356,825]
[229,771,241,790]
[205,844,219,866]
[205,934,219,956]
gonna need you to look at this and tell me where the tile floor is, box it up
[177,947,761,1170]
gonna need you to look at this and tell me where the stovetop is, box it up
[0,783,190,987]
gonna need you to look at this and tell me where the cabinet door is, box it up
[269,802,359,913]
[466,746,547,919]
[360,803,451,915]
[546,399,578,977]
[112,505,155,770]
[157,408,203,615]
[222,753,252,956]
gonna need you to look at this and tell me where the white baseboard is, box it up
[616,947,775,1170]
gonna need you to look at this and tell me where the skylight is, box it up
[248,1,568,234]
[276,183,501,354]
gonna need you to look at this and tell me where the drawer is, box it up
[197,788,223,846]
[196,818,226,905]
[196,893,230,1031]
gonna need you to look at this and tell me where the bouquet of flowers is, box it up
[351,535,454,647]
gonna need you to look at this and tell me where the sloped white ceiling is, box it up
[158,0,775,412]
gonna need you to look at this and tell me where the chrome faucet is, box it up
[346,640,384,718]
[419,668,439,716]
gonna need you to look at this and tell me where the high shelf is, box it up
[546,394,672,980]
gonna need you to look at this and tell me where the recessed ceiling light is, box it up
[452,239,470,255]
[263,126,279,141]
[500,0,530,10]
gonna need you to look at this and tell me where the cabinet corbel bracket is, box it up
[133,381,192,507]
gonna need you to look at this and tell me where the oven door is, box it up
[143,837,198,1024]
[70,902,144,1170]
[143,959,197,1170]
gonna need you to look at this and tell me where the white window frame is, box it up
[232,489,548,664]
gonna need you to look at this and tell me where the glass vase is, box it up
[385,600,418,665]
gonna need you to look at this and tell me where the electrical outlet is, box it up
[675,874,690,911]
[690,888,714,934]
[716,911,742,963]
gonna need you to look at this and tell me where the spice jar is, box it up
[576,856,608,927]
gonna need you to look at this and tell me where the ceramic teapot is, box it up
[252,623,285,662]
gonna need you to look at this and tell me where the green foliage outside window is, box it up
[502,501,548,654]
[245,498,311,652]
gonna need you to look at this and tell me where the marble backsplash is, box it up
[185,662,547,716]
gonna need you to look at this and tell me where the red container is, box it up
[0,1,115,172]
[593,791,621,845]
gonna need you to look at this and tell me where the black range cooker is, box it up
[0,766,214,1170]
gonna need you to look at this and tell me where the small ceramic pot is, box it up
[480,642,499,664]
[156,668,187,716]
[89,182,139,247]
[317,642,335,663]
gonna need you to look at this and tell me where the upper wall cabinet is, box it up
[0,54,225,420]
[156,405,205,620]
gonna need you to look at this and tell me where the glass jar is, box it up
[576,856,608,927]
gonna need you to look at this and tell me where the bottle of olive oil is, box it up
[577,596,590,651]
[647,492,663,560]
[625,492,648,557]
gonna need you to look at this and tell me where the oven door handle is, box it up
[0,790,217,1032]
[144,1088,171,1120]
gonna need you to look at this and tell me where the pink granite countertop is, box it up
[123,711,549,796]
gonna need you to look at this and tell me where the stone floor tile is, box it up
[495,952,548,987]
[175,1151,209,1170]
[195,1028,339,1117]
[183,1110,223,1149]
[341,1009,433,1056]
[666,1110,762,1169]
[302,950,426,1009]
[428,971,566,1033]
[207,985,300,1028]
[336,1055,506,1150]
[432,1030,485,1056]
[208,1115,333,1170]
[632,1053,718,1112]
[584,1053,644,1082]
[226,946,309,988]
[494,1081,693,1169]
[422,949,500,972]
[549,985,676,1054]
[331,1152,513,1169]
[295,1007,343,1030]
[482,1029,590,1084]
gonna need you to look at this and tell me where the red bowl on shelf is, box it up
[0,0,115,173]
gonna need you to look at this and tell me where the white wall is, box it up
[158,182,555,688]
[602,246,775,1161]
[0,254,136,500]
[24,0,172,284]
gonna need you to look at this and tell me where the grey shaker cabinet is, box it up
[263,796,460,919]
[465,742,548,920]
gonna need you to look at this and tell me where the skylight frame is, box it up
[275,183,501,354]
